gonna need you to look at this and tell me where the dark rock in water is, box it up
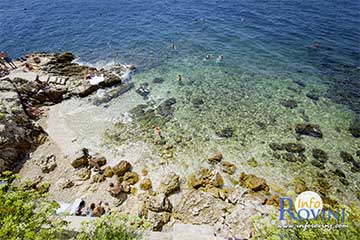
[310,159,325,169]
[192,97,204,108]
[255,121,266,129]
[287,86,301,94]
[295,123,323,138]
[333,169,346,178]
[283,143,305,153]
[216,127,233,138]
[281,153,306,163]
[158,98,176,119]
[349,118,360,138]
[130,104,148,117]
[55,52,75,63]
[312,148,328,163]
[280,99,298,109]
[153,77,164,84]
[306,92,320,101]
[356,150,360,158]
[136,83,150,97]
[350,159,360,172]
[339,178,349,186]
[340,151,353,163]
[269,142,285,151]
[294,80,306,87]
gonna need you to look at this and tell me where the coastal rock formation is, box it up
[238,172,269,192]
[221,161,237,175]
[295,123,323,138]
[70,148,89,168]
[188,169,224,190]
[174,189,230,225]
[0,78,45,172]
[157,172,180,196]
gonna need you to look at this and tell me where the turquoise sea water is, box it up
[1,0,359,202]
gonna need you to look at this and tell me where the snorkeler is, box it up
[176,74,182,81]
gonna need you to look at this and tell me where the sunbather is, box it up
[107,181,122,197]
[0,52,16,69]
[90,201,106,217]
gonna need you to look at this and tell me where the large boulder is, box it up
[188,169,224,190]
[238,172,269,192]
[112,160,132,176]
[70,148,89,168]
[174,190,230,225]
[157,172,180,196]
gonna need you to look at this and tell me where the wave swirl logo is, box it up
[295,191,323,219]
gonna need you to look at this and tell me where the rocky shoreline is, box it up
[1,52,359,239]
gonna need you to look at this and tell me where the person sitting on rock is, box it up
[84,69,96,80]
[0,57,7,70]
[107,181,122,197]
[90,201,105,217]
[0,52,16,69]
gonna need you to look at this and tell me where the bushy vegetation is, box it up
[0,171,148,240]
[75,212,150,240]
[252,204,360,239]
[0,171,67,240]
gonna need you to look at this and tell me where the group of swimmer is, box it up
[169,43,224,82]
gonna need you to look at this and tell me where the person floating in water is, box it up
[176,74,182,81]
[0,52,16,69]
[170,43,177,49]
[217,55,224,61]
[205,54,211,60]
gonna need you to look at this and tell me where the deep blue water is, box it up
[0,0,359,111]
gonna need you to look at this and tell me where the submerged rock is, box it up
[295,123,323,138]
[333,169,346,178]
[157,98,176,119]
[294,80,306,87]
[294,179,307,194]
[281,152,306,163]
[221,161,237,174]
[207,151,223,164]
[340,151,354,163]
[349,118,360,138]
[136,83,150,98]
[157,172,180,196]
[192,97,205,108]
[269,142,285,151]
[310,159,325,169]
[238,172,269,192]
[216,127,233,138]
[153,77,164,84]
[280,99,298,109]
[306,92,320,101]
[312,148,328,163]
[283,143,305,153]
[112,160,132,176]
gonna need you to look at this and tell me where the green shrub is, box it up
[0,171,68,240]
[74,212,150,240]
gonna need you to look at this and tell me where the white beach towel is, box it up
[89,75,105,85]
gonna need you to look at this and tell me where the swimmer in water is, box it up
[154,126,162,136]
[170,43,176,49]
[217,55,224,61]
[176,74,182,81]
[205,54,211,60]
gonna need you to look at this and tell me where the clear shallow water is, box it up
[1,0,359,202]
